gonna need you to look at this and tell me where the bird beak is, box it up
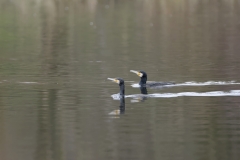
[130,70,143,77]
[107,78,120,84]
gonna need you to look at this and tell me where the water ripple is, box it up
[131,81,240,88]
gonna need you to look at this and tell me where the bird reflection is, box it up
[131,86,148,103]
[108,96,125,115]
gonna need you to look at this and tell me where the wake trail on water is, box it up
[126,90,240,98]
[131,81,240,88]
[111,90,240,100]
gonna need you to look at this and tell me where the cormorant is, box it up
[108,78,125,115]
[107,78,125,96]
[130,70,175,87]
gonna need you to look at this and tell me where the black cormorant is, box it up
[108,78,125,114]
[130,70,175,87]
[108,78,125,96]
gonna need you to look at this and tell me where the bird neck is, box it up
[119,97,125,114]
[140,86,148,94]
[119,84,125,96]
[139,77,147,85]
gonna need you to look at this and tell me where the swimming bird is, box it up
[107,78,125,114]
[107,78,125,96]
[130,70,175,87]
[107,77,147,103]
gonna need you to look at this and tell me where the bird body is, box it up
[130,70,175,87]
[108,78,125,114]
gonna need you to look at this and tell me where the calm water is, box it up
[1,0,240,160]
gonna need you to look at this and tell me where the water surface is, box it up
[0,1,240,160]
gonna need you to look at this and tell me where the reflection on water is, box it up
[109,97,125,115]
[131,87,148,103]
[1,0,240,160]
